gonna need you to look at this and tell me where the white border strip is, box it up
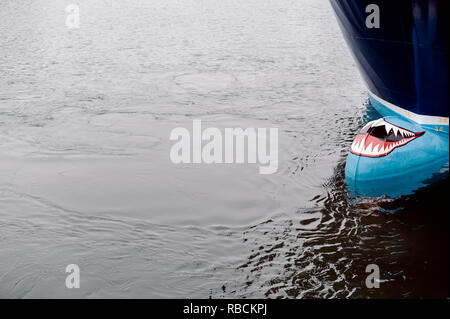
[368,91,449,126]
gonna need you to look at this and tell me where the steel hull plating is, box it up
[330,0,449,121]
[331,0,449,196]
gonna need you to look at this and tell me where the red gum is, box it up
[351,132,424,157]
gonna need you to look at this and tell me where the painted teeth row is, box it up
[351,137,414,156]
[372,119,415,137]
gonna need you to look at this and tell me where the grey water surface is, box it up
[0,0,448,298]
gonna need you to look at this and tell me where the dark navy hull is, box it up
[332,0,449,197]
[330,0,449,124]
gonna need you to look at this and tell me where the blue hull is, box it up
[330,0,449,197]
[345,116,448,197]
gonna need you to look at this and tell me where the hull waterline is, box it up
[330,0,449,197]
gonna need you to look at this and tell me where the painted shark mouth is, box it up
[350,118,425,157]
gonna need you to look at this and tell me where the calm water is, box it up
[0,0,448,298]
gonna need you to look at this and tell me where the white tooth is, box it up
[370,145,377,155]
[384,123,392,134]
[392,126,399,136]
[367,143,374,155]
[373,144,380,155]
[359,136,367,153]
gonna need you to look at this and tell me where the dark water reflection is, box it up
[221,162,449,298]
